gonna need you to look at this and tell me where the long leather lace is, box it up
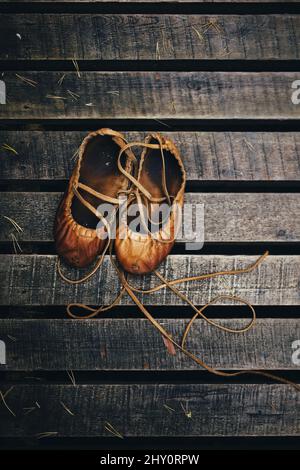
[57,136,300,392]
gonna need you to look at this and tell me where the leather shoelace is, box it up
[57,137,300,392]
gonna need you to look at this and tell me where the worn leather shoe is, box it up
[55,128,134,268]
[115,133,186,274]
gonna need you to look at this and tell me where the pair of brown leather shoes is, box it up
[54,128,186,276]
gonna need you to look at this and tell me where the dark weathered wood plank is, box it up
[1,192,299,243]
[0,319,299,370]
[1,131,300,181]
[0,255,299,306]
[1,72,299,119]
[1,15,300,60]
[0,384,299,437]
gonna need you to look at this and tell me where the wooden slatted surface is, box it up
[0,384,299,437]
[1,319,299,370]
[2,72,299,119]
[1,131,300,181]
[1,192,299,242]
[1,255,299,306]
[1,15,300,60]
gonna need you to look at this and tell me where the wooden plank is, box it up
[1,72,299,119]
[1,14,300,60]
[0,255,299,306]
[0,384,299,437]
[1,192,299,243]
[1,131,300,181]
[0,319,299,371]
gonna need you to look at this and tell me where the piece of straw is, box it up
[60,401,75,416]
[191,26,204,43]
[0,387,16,417]
[66,370,76,386]
[72,59,81,78]
[46,94,67,100]
[35,432,58,439]
[180,402,192,419]
[1,215,23,233]
[15,74,37,87]
[104,421,124,439]
[11,233,22,254]
[2,143,18,155]
[163,404,175,413]
[57,73,67,86]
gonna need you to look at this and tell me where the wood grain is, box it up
[0,384,299,437]
[1,14,300,60]
[1,192,299,243]
[0,318,299,370]
[0,255,299,306]
[2,72,299,119]
[1,131,300,181]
